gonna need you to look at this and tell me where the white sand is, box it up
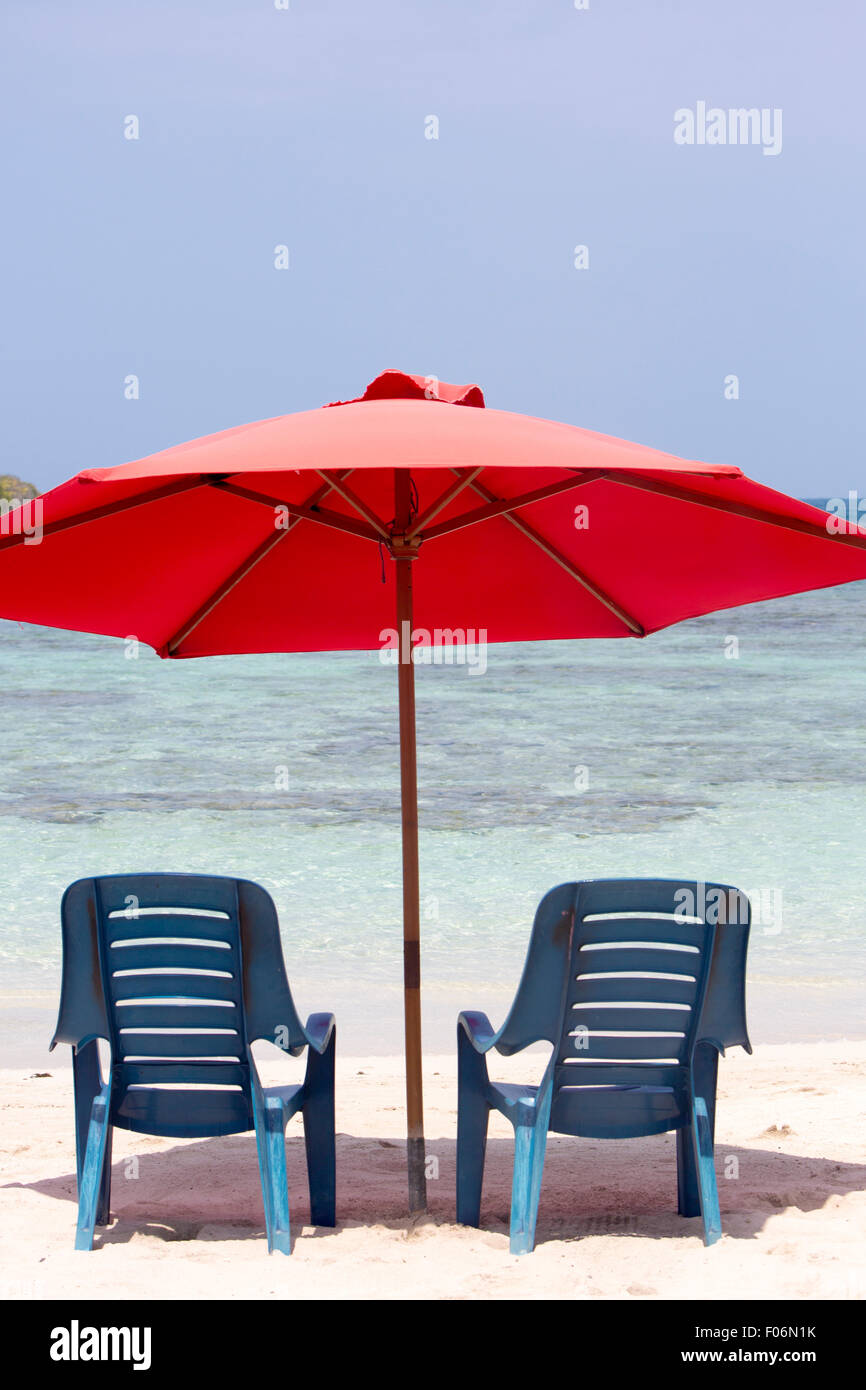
[1,1042,864,1301]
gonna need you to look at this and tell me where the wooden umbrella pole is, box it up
[394,471,427,1213]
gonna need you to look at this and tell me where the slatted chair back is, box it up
[54,873,306,1138]
[549,879,743,1137]
[52,873,336,1254]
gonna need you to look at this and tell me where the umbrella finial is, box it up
[325,370,485,408]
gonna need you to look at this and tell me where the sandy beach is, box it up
[2,1041,864,1301]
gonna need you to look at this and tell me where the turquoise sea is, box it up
[1,566,865,1061]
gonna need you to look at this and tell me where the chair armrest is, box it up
[247,1048,305,1125]
[303,1012,336,1055]
[458,1011,500,1054]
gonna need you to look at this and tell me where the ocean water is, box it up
[1,575,864,1060]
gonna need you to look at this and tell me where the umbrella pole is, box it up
[394,475,427,1213]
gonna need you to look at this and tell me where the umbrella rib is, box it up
[164,528,292,655]
[415,472,604,543]
[314,471,392,539]
[164,470,354,655]
[406,468,485,538]
[604,471,866,550]
[0,476,211,552]
[209,480,381,543]
[460,473,646,636]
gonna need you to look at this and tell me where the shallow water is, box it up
[1,571,864,1058]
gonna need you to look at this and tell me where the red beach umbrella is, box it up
[2,368,865,1210]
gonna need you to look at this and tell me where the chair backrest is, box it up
[500,879,751,1139]
[53,873,306,1138]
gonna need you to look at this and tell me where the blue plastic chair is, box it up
[50,873,336,1254]
[457,878,751,1253]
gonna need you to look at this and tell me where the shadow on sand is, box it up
[8,1128,866,1251]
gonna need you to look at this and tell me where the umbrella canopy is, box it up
[3,368,866,1210]
[4,369,866,652]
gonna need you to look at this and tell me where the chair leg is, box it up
[694,1042,719,1143]
[303,1038,336,1228]
[262,1096,291,1255]
[95,1126,113,1227]
[252,1087,277,1252]
[690,1095,722,1246]
[75,1089,112,1251]
[456,1091,489,1227]
[265,1097,292,1254]
[509,1113,550,1256]
[457,1028,491,1227]
[253,1094,292,1255]
[676,1123,700,1217]
[679,1045,721,1223]
[72,1043,114,1231]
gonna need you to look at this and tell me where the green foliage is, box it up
[0,474,39,502]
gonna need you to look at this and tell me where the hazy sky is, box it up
[3,1,863,495]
